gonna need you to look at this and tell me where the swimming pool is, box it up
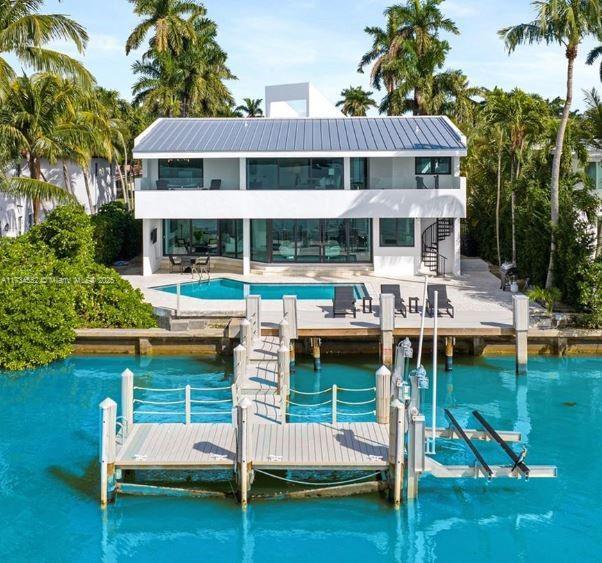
[155,277,366,300]
[1,355,600,561]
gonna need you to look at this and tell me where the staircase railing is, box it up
[421,219,452,276]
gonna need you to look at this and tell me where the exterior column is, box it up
[453,217,461,276]
[243,219,251,275]
[343,157,351,189]
[142,219,153,276]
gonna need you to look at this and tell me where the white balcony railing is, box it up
[135,178,466,220]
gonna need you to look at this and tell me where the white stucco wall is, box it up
[0,158,115,237]
[142,218,163,275]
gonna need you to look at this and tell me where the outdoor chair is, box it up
[380,284,407,317]
[156,179,169,190]
[168,255,183,273]
[426,284,454,318]
[209,179,222,190]
[332,286,357,318]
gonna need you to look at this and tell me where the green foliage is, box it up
[92,201,141,265]
[29,203,95,263]
[527,286,561,313]
[577,260,602,328]
[74,264,156,329]
[0,238,76,371]
[0,204,155,370]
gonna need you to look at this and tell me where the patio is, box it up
[123,259,518,331]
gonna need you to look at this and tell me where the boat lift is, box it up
[388,278,557,505]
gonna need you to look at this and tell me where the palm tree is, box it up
[499,0,602,289]
[0,73,93,224]
[336,87,377,116]
[236,98,264,117]
[358,13,402,108]
[0,0,92,86]
[132,55,184,117]
[385,0,459,115]
[587,44,602,81]
[126,0,206,55]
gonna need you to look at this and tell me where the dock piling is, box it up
[245,295,261,342]
[121,369,134,438]
[513,295,529,375]
[380,293,395,369]
[444,337,454,372]
[233,344,246,386]
[388,399,406,507]
[407,409,425,500]
[375,365,392,424]
[277,344,290,393]
[283,296,298,371]
[240,318,251,350]
[310,337,321,371]
[99,398,117,507]
[185,385,191,425]
[176,283,181,317]
[332,384,338,424]
[236,397,252,509]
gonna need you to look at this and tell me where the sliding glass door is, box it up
[250,219,372,263]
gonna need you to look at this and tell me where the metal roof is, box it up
[134,116,466,155]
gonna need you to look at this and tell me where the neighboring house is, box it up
[0,158,116,237]
[586,147,602,203]
[133,83,467,277]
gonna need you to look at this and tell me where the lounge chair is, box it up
[168,255,183,273]
[380,284,407,317]
[332,286,357,318]
[209,179,221,190]
[156,179,169,190]
[426,284,454,317]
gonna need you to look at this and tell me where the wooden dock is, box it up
[99,296,557,509]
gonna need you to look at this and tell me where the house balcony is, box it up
[135,178,466,220]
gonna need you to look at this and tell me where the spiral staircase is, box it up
[421,219,453,276]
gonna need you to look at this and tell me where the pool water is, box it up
[0,355,601,561]
[155,277,366,300]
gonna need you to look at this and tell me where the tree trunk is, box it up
[82,164,95,213]
[29,155,41,225]
[62,161,72,194]
[495,130,503,267]
[546,50,575,289]
[115,163,129,211]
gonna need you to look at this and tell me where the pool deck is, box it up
[124,261,520,332]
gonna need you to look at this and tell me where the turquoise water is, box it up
[1,354,601,561]
[156,277,365,300]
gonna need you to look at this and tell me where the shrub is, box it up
[577,259,602,328]
[75,263,156,328]
[92,201,141,265]
[527,286,561,313]
[0,238,76,371]
[29,203,95,264]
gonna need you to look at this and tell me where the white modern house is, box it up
[134,83,467,277]
[0,157,116,237]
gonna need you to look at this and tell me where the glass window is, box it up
[191,220,218,255]
[220,219,242,258]
[351,158,368,189]
[271,219,296,262]
[348,219,372,261]
[311,159,343,189]
[415,157,451,175]
[379,218,414,247]
[586,162,602,190]
[163,219,191,255]
[323,219,348,262]
[296,219,322,262]
[251,220,268,261]
[158,159,203,189]
[248,158,343,189]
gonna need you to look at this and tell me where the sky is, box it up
[38,0,601,112]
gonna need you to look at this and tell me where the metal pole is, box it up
[176,282,181,317]
[416,277,428,368]
[431,291,438,454]
[185,384,191,425]
[332,384,337,424]
[121,368,134,439]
